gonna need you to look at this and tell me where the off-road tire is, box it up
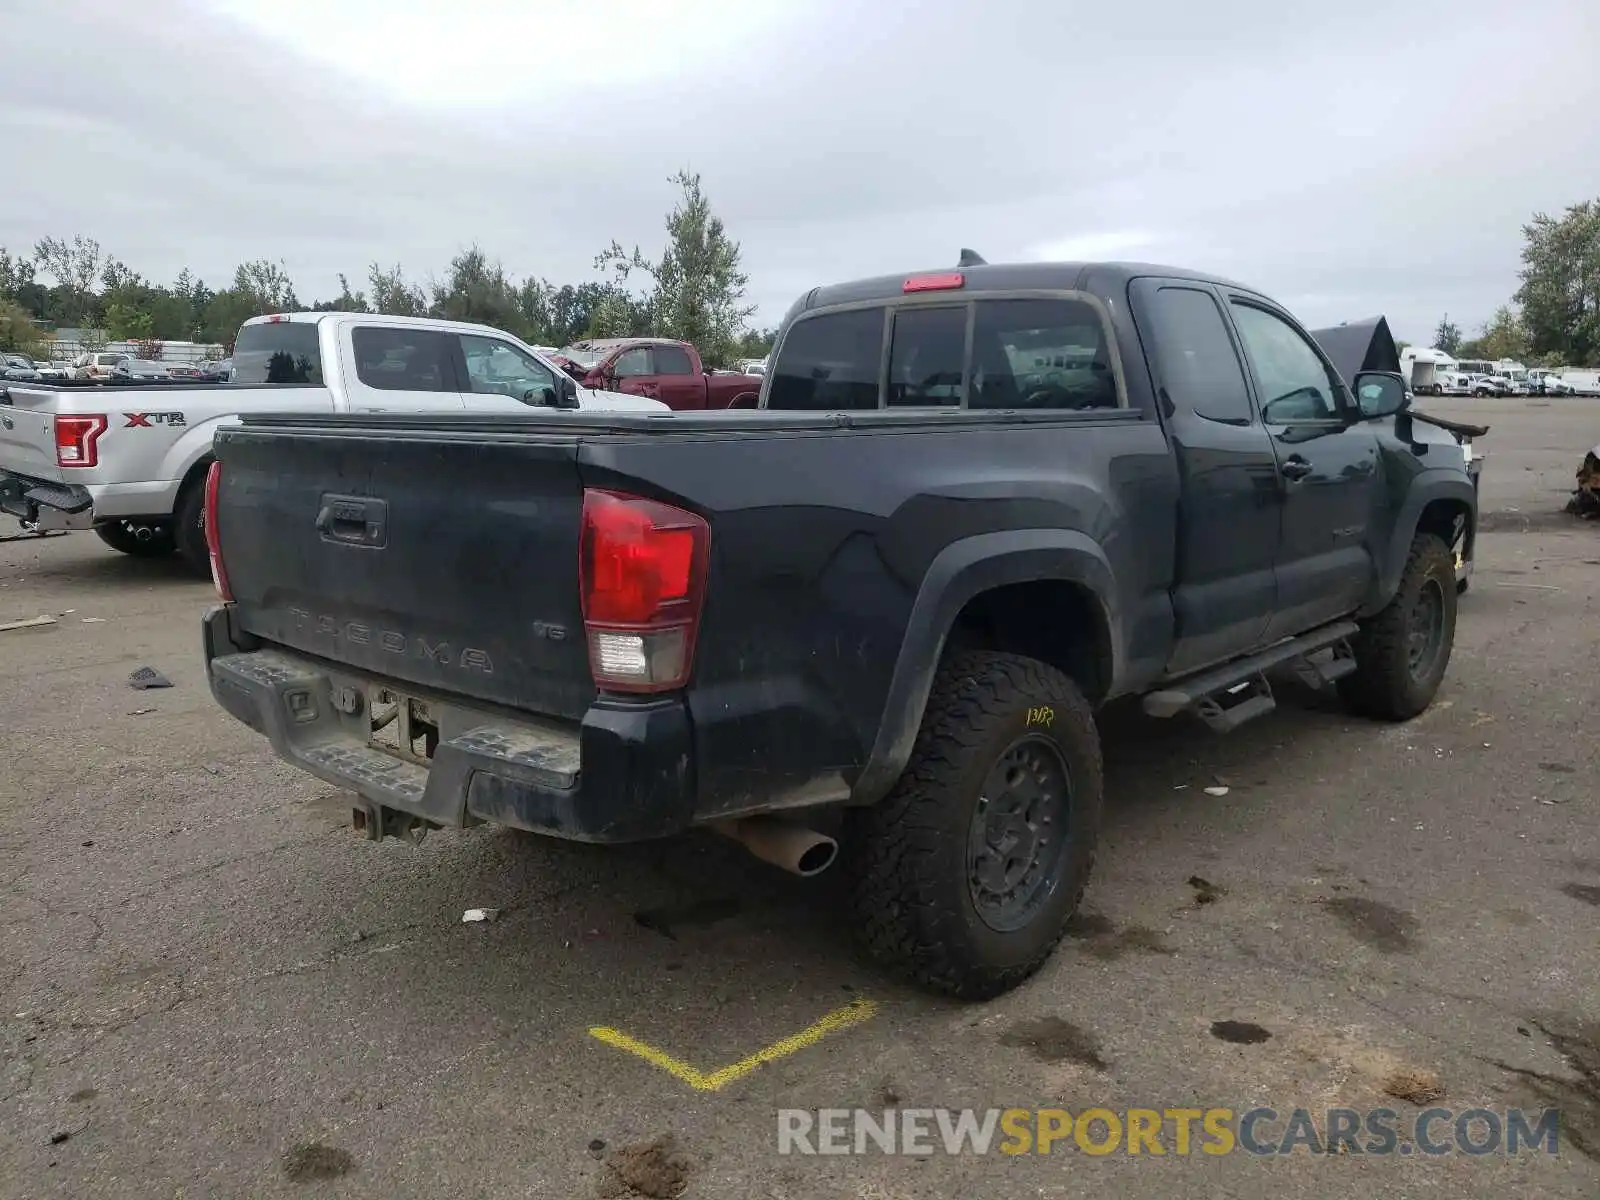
[95,521,176,558]
[1339,532,1457,721]
[172,475,210,576]
[844,651,1103,1000]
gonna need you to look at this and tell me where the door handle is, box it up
[1281,456,1313,481]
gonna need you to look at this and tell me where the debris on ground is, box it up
[1211,1019,1273,1045]
[597,1134,694,1199]
[1568,445,1600,518]
[1188,876,1226,905]
[1383,1068,1445,1104]
[461,908,500,924]
[1203,785,1230,797]
[128,666,172,689]
[0,614,55,632]
[281,1142,355,1182]
[127,708,155,717]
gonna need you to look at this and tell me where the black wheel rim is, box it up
[1407,578,1446,680]
[967,734,1072,933]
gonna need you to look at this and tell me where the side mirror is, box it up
[555,374,579,408]
[1353,371,1408,419]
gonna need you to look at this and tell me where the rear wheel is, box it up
[172,474,210,576]
[1339,533,1457,720]
[844,651,1103,999]
[95,521,176,558]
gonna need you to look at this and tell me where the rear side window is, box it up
[232,321,324,385]
[887,306,965,406]
[654,345,693,375]
[350,326,454,392]
[1145,287,1252,423]
[969,299,1119,410]
[767,308,883,410]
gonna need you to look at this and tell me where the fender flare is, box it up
[850,529,1120,805]
[1368,470,1477,610]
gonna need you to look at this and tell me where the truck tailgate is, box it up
[215,423,595,720]
[0,385,67,483]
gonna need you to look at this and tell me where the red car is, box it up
[553,338,762,410]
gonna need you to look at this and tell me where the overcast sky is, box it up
[4,0,1597,343]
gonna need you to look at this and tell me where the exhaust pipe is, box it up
[134,525,155,542]
[711,817,838,877]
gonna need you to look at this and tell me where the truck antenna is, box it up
[958,248,987,267]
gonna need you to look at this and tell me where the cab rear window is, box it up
[768,296,1121,411]
[232,321,324,385]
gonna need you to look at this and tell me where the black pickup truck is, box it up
[200,259,1480,999]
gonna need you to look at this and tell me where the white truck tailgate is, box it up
[0,385,67,484]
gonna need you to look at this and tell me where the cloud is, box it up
[2,0,1597,343]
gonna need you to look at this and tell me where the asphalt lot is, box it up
[2,397,1598,1199]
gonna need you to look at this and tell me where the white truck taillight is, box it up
[579,489,709,694]
[54,414,108,467]
[203,460,232,601]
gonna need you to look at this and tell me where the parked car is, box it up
[0,313,666,572]
[1469,374,1504,397]
[1529,370,1574,397]
[73,352,129,380]
[197,257,1478,1000]
[1,353,42,382]
[109,359,174,382]
[553,338,763,409]
[195,358,232,383]
[33,361,71,380]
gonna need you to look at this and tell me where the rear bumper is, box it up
[0,470,180,527]
[202,606,696,843]
[0,469,95,529]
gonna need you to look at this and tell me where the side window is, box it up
[970,298,1120,410]
[1145,287,1252,423]
[612,347,652,378]
[1229,303,1341,423]
[654,345,694,375]
[459,334,556,403]
[350,326,454,392]
[887,306,966,406]
[766,308,883,411]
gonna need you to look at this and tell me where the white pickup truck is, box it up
[0,312,667,572]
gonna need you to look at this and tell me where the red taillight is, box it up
[54,414,107,467]
[204,460,232,601]
[902,272,965,293]
[579,489,709,693]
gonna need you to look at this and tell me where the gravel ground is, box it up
[1,396,1597,1198]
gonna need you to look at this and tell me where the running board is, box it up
[1143,621,1360,724]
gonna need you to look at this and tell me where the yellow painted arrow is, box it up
[588,996,878,1092]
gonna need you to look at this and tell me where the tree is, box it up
[104,300,154,341]
[1431,315,1461,355]
[1479,305,1530,361]
[231,259,299,312]
[32,235,103,326]
[736,326,778,358]
[368,262,427,317]
[428,246,525,335]
[597,170,756,367]
[0,247,36,301]
[0,302,46,356]
[1514,199,1600,366]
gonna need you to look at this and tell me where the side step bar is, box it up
[1142,620,1360,729]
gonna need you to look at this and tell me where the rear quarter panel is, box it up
[580,412,1177,817]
